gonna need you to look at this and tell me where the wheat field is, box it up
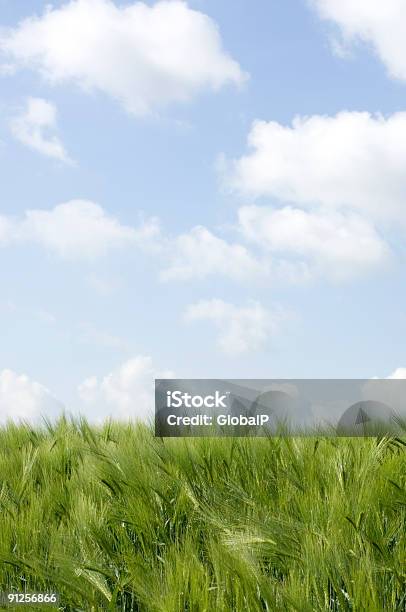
[0,419,405,611]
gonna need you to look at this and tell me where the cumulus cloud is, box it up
[160,225,264,282]
[20,200,138,259]
[312,0,406,81]
[238,205,389,280]
[160,224,314,284]
[10,97,72,162]
[184,299,284,354]
[0,198,387,282]
[0,369,63,424]
[0,195,390,282]
[228,112,406,223]
[386,367,406,379]
[0,200,158,260]
[2,200,264,275]
[0,0,246,115]
[78,356,174,421]
[220,110,406,279]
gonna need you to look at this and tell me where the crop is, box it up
[0,418,405,611]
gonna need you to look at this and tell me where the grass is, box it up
[0,418,405,611]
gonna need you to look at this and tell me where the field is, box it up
[0,419,405,611]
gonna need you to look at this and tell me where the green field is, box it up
[0,420,405,611]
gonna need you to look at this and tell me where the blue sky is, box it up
[1,0,406,422]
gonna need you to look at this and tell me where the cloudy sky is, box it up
[1,0,406,422]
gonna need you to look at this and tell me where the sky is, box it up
[1,0,406,423]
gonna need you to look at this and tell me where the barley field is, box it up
[0,419,405,611]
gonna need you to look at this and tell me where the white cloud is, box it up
[0,0,246,116]
[228,112,406,223]
[0,200,160,260]
[20,200,136,259]
[0,368,63,424]
[1,198,385,282]
[17,200,150,260]
[161,225,264,281]
[78,356,174,421]
[387,367,406,379]
[312,0,406,81]
[0,195,390,283]
[184,299,284,354]
[222,110,406,281]
[10,97,72,163]
[160,224,313,284]
[238,205,389,280]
